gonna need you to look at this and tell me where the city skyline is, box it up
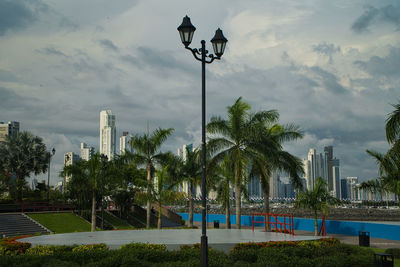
[1,1,399,185]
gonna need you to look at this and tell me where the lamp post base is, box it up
[200,235,208,267]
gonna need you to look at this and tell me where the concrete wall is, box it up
[178,213,400,241]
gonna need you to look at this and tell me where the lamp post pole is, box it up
[47,148,56,202]
[178,16,227,267]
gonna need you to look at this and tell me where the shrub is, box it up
[120,242,166,251]
[0,236,32,255]
[71,243,108,252]
[25,245,74,255]
[385,248,400,258]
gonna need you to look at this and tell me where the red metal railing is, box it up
[251,213,294,235]
[318,215,326,236]
[21,202,73,213]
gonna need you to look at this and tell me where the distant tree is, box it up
[359,178,390,207]
[62,153,103,232]
[129,127,174,228]
[0,131,49,200]
[295,177,339,236]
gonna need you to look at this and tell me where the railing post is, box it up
[252,214,254,231]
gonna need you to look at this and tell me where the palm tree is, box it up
[129,127,174,228]
[367,102,400,209]
[251,123,304,216]
[366,147,400,209]
[175,146,202,228]
[295,177,339,236]
[385,102,400,145]
[155,166,185,229]
[212,156,235,229]
[0,131,49,200]
[359,178,390,207]
[207,97,278,228]
[62,153,103,232]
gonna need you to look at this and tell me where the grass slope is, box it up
[28,212,91,233]
[100,211,133,230]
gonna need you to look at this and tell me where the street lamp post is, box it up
[100,154,108,230]
[178,15,227,267]
[47,148,56,202]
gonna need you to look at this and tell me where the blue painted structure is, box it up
[178,213,400,241]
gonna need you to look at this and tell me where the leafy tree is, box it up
[129,127,174,228]
[62,153,103,232]
[359,178,390,207]
[0,131,49,200]
[295,177,339,235]
[207,97,279,228]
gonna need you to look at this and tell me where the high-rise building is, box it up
[100,110,116,160]
[80,143,94,161]
[346,177,358,200]
[306,148,318,190]
[340,178,348,200]
[0,121,19,142]
[324,146,333,191]
[120,132,132,155]
[63,152,80,191]
[331,158,340,198]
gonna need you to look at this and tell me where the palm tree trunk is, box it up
[189,182,194,228]
[157,203,162,229]
[314,210,318,236]
[263,190,271,230]
[235,181,241,229]
[146,162,151,229]
[91,192,96,232]
[225,198,231,229]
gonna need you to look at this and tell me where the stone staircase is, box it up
[0,213,50,237]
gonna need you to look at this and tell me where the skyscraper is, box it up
[324,146,333,191]
[307,148,318,190]
[0,121,19,142]
[331,158,340,198]
[80,142,94,161]
[100,110,116,160]
[120,131,132,155]
[63,152,80,191]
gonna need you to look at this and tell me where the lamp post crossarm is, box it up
[185,45,220,64]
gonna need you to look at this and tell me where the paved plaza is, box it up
[20,229,320,252]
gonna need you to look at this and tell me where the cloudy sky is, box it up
[1,0,399,185]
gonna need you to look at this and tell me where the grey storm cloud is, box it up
[354,47,400,78]
[35,46,67,57]
[312,42,341,64]
[309,66,347,94]
[99,39,119,52]
[0,0,38,35]
[352,4,400,33]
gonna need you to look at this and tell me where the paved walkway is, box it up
[20,229,319,252]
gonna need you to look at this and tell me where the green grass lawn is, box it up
[100,212,133,230]
[27,212,91,233]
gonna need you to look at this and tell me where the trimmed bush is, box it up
[71,243,108,252]
[25,245,74,255]
[120,242,167,251]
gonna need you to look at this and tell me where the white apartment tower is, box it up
[80,142,94,161]
[100,110,116,160]
[120,132,132,155]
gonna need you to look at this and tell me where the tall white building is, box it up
[63,152,80,191]
[80,142,94,161]
[331,158,340,198]
[306,148,318,190]
[120,132,132,155]
[100,110,116,160]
